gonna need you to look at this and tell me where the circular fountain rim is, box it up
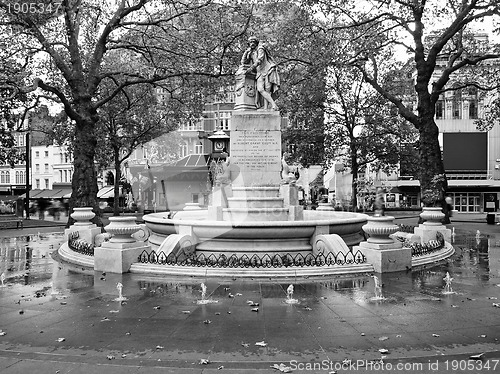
[142,211,369,227]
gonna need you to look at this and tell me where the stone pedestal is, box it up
[280,184,298,207]
[64,207,100,243]
[356,216,411,272]
[356,242,411,273]
[414,207,451,243]
[94,242,149,273]
[234,67,257,111]
[229,111,281,187]
[94,216,148,273]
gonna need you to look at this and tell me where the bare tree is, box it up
[0,0,250,224]
[311,0,500,208]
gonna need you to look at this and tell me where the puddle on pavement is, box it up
[0,231,498,308]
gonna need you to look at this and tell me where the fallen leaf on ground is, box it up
[470,353,484,360]
[271,363,293,372]
[0,331,6,336]
[432,334,440,337]
[255,341,267,347]
[153,306,161,310]
[56,338,65,342]
[199,358,210,365]
[156,345,164,349]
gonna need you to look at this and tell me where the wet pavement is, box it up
[0,225,499,373]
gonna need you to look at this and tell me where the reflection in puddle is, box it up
[0,231,498,309]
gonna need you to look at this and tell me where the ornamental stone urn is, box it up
[362,216,399,244]
[70,207,96,226]
[104,217,141,243]
[420,207,445,226]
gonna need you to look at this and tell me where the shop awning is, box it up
[97,186,115,199]
[49,188,72,199]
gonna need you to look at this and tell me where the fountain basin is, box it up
[143,210,368,257]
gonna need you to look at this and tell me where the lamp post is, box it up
[25,131,30,220]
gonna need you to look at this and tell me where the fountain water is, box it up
[285,284,299,304]
[114,282,128,302]
[370,275,385,301]
[442,272,455,295]
[50,281,59,295]
[197,282,217,304]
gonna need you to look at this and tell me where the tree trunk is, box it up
[417,116,450,224]
[67,105,101,227]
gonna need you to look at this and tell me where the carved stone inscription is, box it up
[230,130,281,185]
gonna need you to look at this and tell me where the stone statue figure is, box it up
[240,36,280,111]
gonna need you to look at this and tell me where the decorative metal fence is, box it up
[68,231,95,256]
[138,250,366,268]
[398,224,416,233]
[410,232,445,257]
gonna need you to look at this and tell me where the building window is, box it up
[35,164,40,173]
[35,179,40,189]
[15,171,25,184]
[60,154,64,163]
[452,192,480,213]
[194,143,203,154]
[59,170,63,182]
[35,151,40,158]
[44,150,49,158]
[452,87,462,119]
[217,112,231,131]
[192,193,199,203]
[435,100,444,119]
[0,171,9,184]
[17,134,25,147]
[44,179,49,188]
[468,86,478,119]
[44,164,49,173]
[64,170,68,182]
[180,143,188,158]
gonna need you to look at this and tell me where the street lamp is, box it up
[24,131,30,220]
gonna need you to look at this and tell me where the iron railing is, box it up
[68,231,95,256]
[138,250,366,268]
[410,232,445,257]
